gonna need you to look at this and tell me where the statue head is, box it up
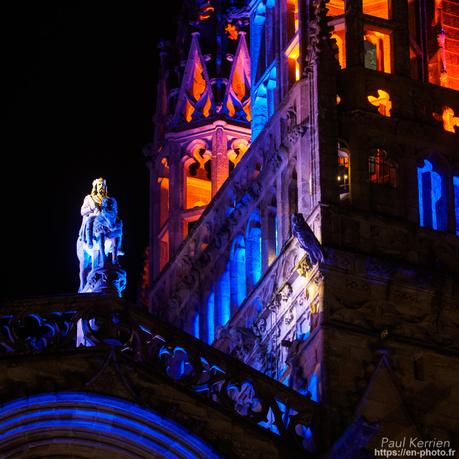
[91,178,107,197]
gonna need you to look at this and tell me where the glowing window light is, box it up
[368,149,397,187]
[327,0,344,16]
[193,312,200,338]
[417,160,446,231]
[217,264,231,326]
[206,288,215,344]
[285,38,300,88]
[246,209,262,289]
[287,0,299,37]
[368,89,392,116]
[230,235,247,308]
[159,231,169,271]
[363,0,390,20]
[307,371,320,402]
[332,27,346,69]
[364,28,392,73]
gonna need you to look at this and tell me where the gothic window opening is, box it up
[327,0,344,17]
[364,27,392,73]
[216,262,231,328]
[286,37,300,88]
[186,218,199,235]
[252,83,268,140]
[267,195,278,264]
[192,311,200,339]
[228,139,249,173]
[206,287,215,344]
[159,230,169,271]
[363,0,390,20]
[185,146,212,209]
[408,0,423,81]
[337,147,350,199]
[327,0,346,69]
[230,235,247,311]
[332,23,346,69]
[158,157,170,228]
[246,209,262,290]
[287,0,299,42]
[427,0,459,90]
[368,149,397,187]
[417,159,447,231]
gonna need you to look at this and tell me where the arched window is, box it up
[206,287,215,344]
[417,159,447,231]
[252,83,268,140]
[338,144,350,198]
[246,209,262,290]
[228,139,249,173]
[192,311,200,339]
[158,157,170,228]
[266,194,278,264]
[368,149,397,187]
[216,262,231,328]
[184,142,212,209]
[230,235,247,311]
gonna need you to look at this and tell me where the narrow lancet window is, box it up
[368,149,397,187]
[417,160,447,231]
[246,209,262,290]
[230,235,247,310]
[338,146,350,199]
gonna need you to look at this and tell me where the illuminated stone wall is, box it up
[147,0,459,454]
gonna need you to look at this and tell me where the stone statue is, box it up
[291,213,324,266]
[93,196,123,268]
[76,178,126,296]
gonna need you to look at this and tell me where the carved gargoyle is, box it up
[291,213,324,266]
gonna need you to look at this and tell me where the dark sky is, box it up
[3,2,179,301]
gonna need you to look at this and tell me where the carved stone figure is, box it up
[77,178,107,292]
[76,178,126,296]
[291,213,324,266]
[93,197,123,268]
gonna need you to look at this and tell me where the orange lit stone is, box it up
[368,89,392,117]
[433,106,459,133]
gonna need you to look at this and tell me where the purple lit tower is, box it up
[145,0,459,455]
[2,0,459,457]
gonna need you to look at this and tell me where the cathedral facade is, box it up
[145,0,459,454]
[1,0,459,458]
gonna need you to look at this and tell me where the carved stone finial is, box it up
[76,178,126,297]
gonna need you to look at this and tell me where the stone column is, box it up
[212,125,229,196]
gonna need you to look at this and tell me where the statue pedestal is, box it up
[82,264,127,297]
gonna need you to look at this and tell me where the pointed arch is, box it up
[0,393,220,459]
[230,234,247,312]
[224,32,251,122]
[246,208,262,290]
[184,140,212,209]
[417,159,447,231]
[174,33,214,123]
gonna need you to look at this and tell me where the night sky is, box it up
[3,2,179,301]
